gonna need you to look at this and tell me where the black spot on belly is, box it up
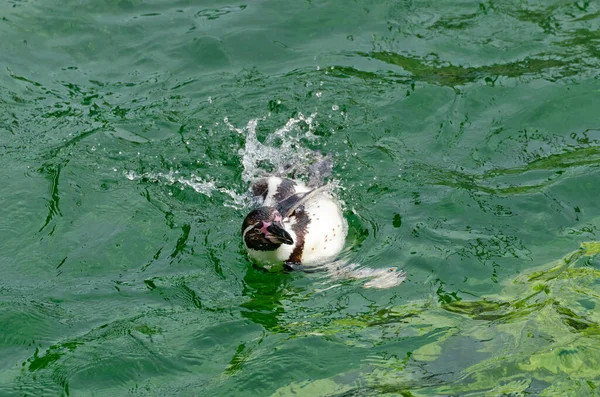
[288,206,310,264]
[273,178,296,202]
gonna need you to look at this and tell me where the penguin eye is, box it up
[252,221,267,237]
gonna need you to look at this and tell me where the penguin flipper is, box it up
[307,152,333,187]
[284,262,326,273]
[277,185,330,218]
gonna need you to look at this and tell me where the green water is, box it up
[2,0,600,395]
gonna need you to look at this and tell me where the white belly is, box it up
[297,195,347,265]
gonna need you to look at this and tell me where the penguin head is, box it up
[242,207,294,251]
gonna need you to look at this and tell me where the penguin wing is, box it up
[307,152,333,187]
[277,185,330,218]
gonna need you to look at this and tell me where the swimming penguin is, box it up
[242,176,347,270]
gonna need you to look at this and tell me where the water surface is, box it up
[2,0,600,395]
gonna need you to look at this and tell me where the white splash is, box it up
[123,113,322,209]
[124,169,216,195]
[228,113,320,184]
[312,261,407,289]
[341,264,407,289]
[124,169,248,208]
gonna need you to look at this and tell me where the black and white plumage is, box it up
[242,176,347,269]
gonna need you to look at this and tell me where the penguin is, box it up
[241,176,347,270]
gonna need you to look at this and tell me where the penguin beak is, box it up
[266,222,294,245]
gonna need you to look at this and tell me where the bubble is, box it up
[332,105,339,111]
[315,92,322,98]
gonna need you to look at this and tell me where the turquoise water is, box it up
[2,0,600,395]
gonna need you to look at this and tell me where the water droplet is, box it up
[125,171,136,180]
